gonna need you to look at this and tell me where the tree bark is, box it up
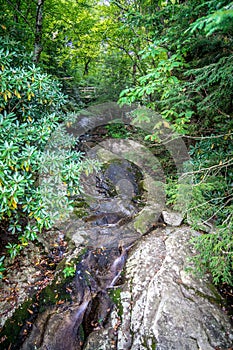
[83,59,91,76]
[33,0,44,63]
[14,0,21,23]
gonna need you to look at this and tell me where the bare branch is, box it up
[202,197,232,224]
[186,195,232,213]
[180,158,233,178]
[183,132,233,141]
[147,130,233,147]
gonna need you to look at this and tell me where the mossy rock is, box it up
[134,206,161,235]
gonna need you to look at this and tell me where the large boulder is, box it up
[83,226,233,350]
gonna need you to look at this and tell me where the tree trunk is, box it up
[33,0,44,63]
[83,59,91,76]
[13,0,21,23]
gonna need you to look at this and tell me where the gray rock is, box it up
[117,226,233,350]
[133,204,162,234]
[82,226,233,350]
[162,209,183,226]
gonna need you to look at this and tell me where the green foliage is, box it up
[118,1,233,133]
[0,38,97,264]
[191,225,233,286]
[94,53,134,103]
[119,51,182,103]
[0,36,65,122]
[0,43,61,253]
[119,50,195,133]
[165,179,179,206]
[63,263,76,278]
[105,122,130,139]
[5,243,22,260]
[118,0,233,285]
[185,55,233,130]
[0,0,36,52]
[183,135,233,285]
[188,2,233,36]
[0,256,6,279]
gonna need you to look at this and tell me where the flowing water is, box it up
[0,107,166,349]
[1,154,150,350]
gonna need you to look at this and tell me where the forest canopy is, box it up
[0,0,232,285]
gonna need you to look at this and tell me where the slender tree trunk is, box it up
[33,0,44,63]
[83,59,91,76]
[13,0,21,23]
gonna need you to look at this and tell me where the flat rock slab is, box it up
[83,226,233,350]
[118,226,233,350]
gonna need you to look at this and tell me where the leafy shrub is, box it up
[118,51,194,134]
[165,135,233,285]
[184,135,233,285]
[191,224,233,286]
[118,1,233,286]
[0,256,5,278]
[105,122,130,139]
[0,38,97,276]
[188,2,233,37]
[63,263,76,278]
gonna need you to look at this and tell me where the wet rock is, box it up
[97,159,143,199]
[7,247,130,350]
[65,212,139,249]
[84,212,129,226]
[82,226,233,350]
[0,243,51,329]
[21,302,87,350]
[84,308,119,350]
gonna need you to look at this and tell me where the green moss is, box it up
[79,324,85,342]
[105,122,131,139]
[182,282,222,306]
[151,339,157,350]
[72,198,89,209]
[73,208,89,218]
[71,198,89,218]
[0,298,36,349]
[38,277,73,313]
[109,288,123,317]
[39,249,89,311]
[142,336,157,349]
[134,208,156,234]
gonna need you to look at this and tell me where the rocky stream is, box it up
[0,103,232,350]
